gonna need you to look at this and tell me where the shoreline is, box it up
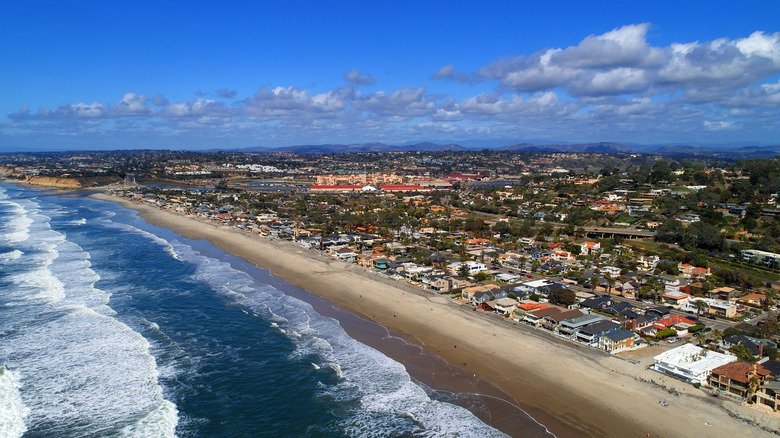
[91,192,780,438]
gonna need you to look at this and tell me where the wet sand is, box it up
[93,193,780,438]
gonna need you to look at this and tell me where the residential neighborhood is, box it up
[2,148,780,416]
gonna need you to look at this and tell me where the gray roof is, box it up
[559,313,604,329]
[603,329,635,342]
[578,320,620,335]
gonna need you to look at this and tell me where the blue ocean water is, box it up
[0,182,515,437]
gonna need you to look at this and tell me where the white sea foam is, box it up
[7,307,178,437]
[172,241,510,437]
[7,240,65,305]
[0,249,23,262]
[1,193,178,437]
[0,368,30,438]
[0,201,32,244]
[102,221,183,261]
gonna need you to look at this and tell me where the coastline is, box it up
[91,192,780,438]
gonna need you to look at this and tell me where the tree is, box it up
[730,344,758,363]
[457,263,470,279]
[548,289,578,306]
[694,332,707,346]
[606,273,616,296]
[711,328,723,344]
[474,271,489,282]
[655,328,677,340]
[693,299,710,319]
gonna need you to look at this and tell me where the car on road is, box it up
[703,327,712,333]
[667,337,682,343]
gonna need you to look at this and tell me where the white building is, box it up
[652,344,736,385]
[447,261,487,276]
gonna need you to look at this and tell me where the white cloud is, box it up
[344,69,376,86]
[704,120,737,130]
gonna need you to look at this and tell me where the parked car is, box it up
[667,337,682,344]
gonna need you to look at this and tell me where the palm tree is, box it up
[711,328,723,346]
[748,375,761,403]
[694,332,707,347]
[647,277,664,304]
[694,299,710,319]
[606,273,616,296]
[589,276,599,293]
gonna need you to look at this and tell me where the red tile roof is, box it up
[711,361,771,384]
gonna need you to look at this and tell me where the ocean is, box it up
[0,182,550,437]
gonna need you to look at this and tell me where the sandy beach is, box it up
[93,193,780,438]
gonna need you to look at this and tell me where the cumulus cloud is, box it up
[216,88,238,99]
[344,69,376,86]
[475,24,780,100]
[242,86,349,119]
[431,64,471,83]
[356,87,435,118]
[6,25,780,148]
[115,93,154,115]
[150,95,169,106]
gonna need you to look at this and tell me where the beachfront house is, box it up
[652,344,736,385]
[575,320,620,345]
[707,361,772,399]
[540,309,583,332]
[488,298,520,316]
[598,329,637,354]
[524,307,562,326]
[556,313,604,338]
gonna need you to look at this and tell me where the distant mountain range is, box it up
[238,142,780,159]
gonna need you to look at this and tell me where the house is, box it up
[738,292,767,307]
[652,344,736,385]
[710,286,739,300]
[557,313,605,338]
[679,297,737,318]
[756,380,780,411]
[662,290,691,307]
[708,361,772,399]
[447,261,487,276]
[540,309,584,332]
[516,279,567,296]
[524,307,563,326]
[461,284,500,302]
[678,263,711,279]
[625,315,655,334]
[646,306,672,319]
[722,335,778,357]
[576,320,621,345]
[489,298,520,315]
[580,241,601,255]
[472,291,493,306]
[429,276,452,292]
[514,302,548,319]
[598,329,637,353]
[650,315,697,336]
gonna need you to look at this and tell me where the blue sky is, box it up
[2,1,779,151]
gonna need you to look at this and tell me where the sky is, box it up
[1,1,779,152]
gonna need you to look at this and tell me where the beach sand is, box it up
[93,193,780,438]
